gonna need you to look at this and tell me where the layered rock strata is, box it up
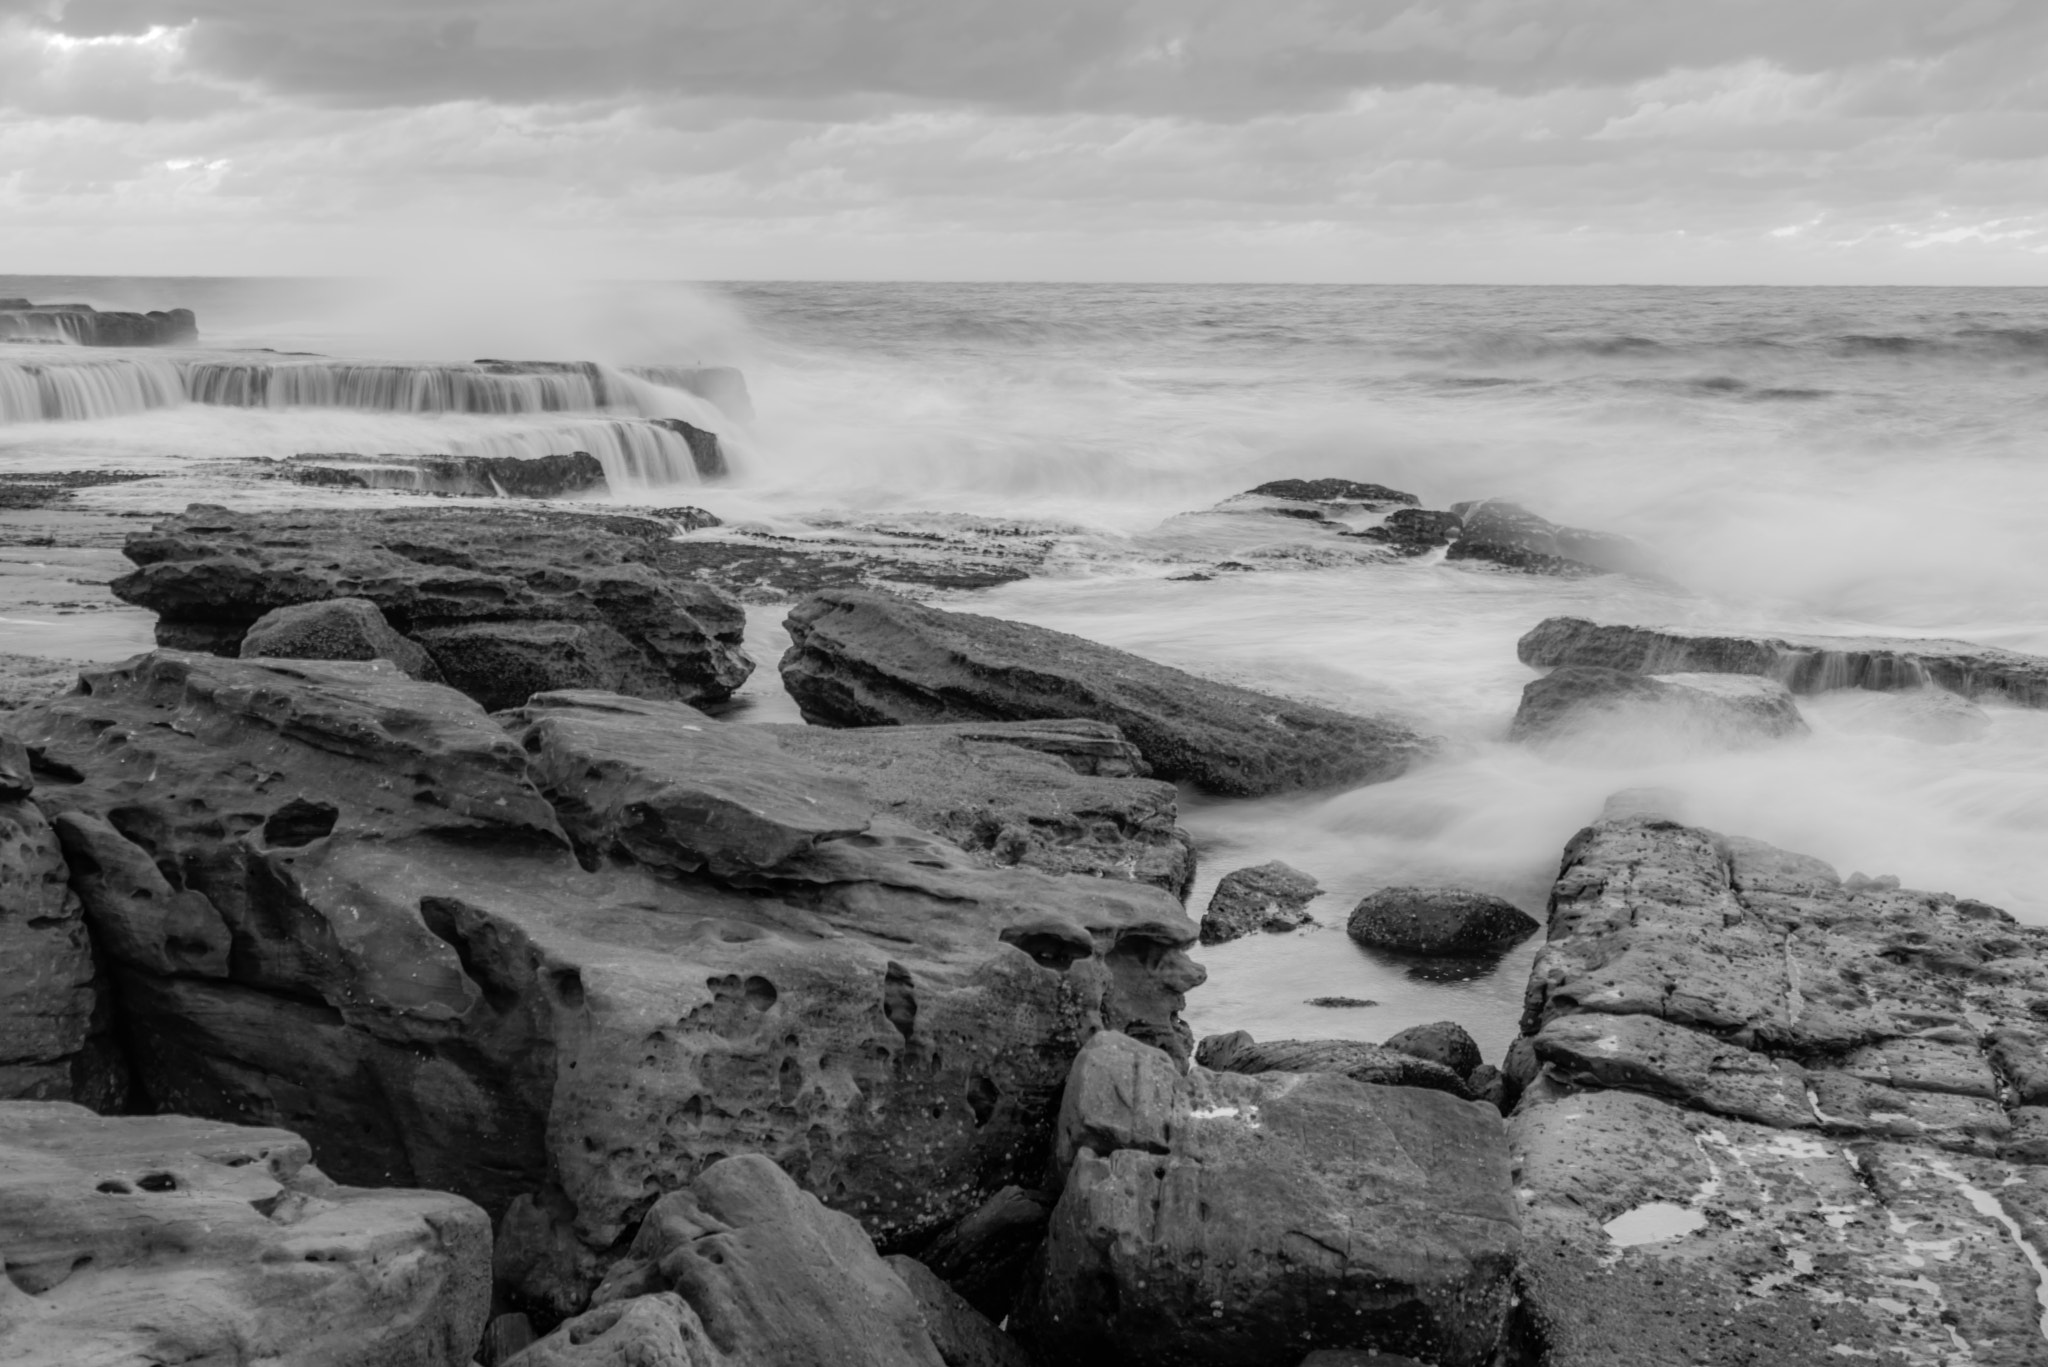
[779,590,1437,797]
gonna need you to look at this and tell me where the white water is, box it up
[4,276,2046,1059]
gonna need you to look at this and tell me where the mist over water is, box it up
[5,275,2046,1056]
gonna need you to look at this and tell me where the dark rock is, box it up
[1306,996,1377,1008]
[779,590,1437,797]
[0,302,196,346]
[1347,886,1538,955]
[916,1185,1053,1323]
[650,531,1036,600]
[1352,506,1462,554]
[111,503,753,707]
[0,794,107,1104]
[764,718,1194,896]
[1466,1063,1506,1112]
[1509,810,2048,1363]
[13,652,1201,1315]
[1300,1354,1431,1367]
[1510,665,1807,749]
[279,451,609,499]
[415,620,681,710]
[1015,1031,1519,1367]
[0,1101,488,1364]
[556,1154,951,1367]
[1200,860,1322,944]
[0,470,157,510]
[1444,499,1650,576]
[1244,479,1419,508]
[1383,1020,1482,1077]
[886,1255,1034,1367]
[481,1312,536,1366]
[0,731,29,800]
[1518,616,2048,707]
[650,418,727,479]
[1195,1030,1471,1098]
[647,505,722,532]
[239,596,442,681]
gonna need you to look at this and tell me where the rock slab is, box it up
[1510,665,1807,749]
[1201,860,1322,944]
[779,590,1436,797]
[241,596,443,682]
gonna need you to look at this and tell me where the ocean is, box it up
[5,275,2047,1058]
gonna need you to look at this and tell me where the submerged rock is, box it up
[1200,860,1322,943]
[1242,479,1420,508]
[0,1101,489,1366]
[1518,615,2048,707]
[1445,499,1650,576]
[1510,665,1807,750]
[1511,810,2048,1363]
[1015,1031,1519,1367]
[239,596,442,681]
[279,450,610,499]
[1351,506,1463,554]
[779,590,1437,797]
[1346,886,1538,955]
[10,652,1200,1315]
[111,503,753,706]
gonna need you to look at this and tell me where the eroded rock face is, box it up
[109,504,752,706]
[1518,616,2048,708]
[1509,665,1807,751]
[0,782,110,1105]
[0,1101,489,1367]
[1511,812,2048,1364]
[1444,500,1651,576]
[779,590,1437,797]
[1347,886,1538,956]
[1015,1031,1520,1367]
[241,596,443,682]
[9,653,1201,1318]
[1195,1029,1470,1098]
[1200,861,1322,944]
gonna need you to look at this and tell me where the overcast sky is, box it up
[4,0,2048,282]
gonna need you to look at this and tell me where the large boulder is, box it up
[779,590,1437,797]
[1444,500,1650,576]
[0,1101,489,1366]
[1014,1031,1520,1367]
[1347,886,1538,956]
[1509,665,1807,751]
[1200,860,1322,944]
[241,596,443,681]
[1510,811,2048,1363]
[1518,616,2048,708]
[109,504,752,706]
[10,654,1201,1316]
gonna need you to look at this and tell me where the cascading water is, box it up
[180,360,617,415]
[0,356,186,422]
[451,418,721,490]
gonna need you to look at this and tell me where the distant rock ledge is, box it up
[0,299,196,347]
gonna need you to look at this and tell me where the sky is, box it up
[3,0,2048,282]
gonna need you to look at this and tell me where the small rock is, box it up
[1306,996,1378,1009]
[1348,886,1539,956]
[1244,478,1420,507]
[1384,1020,1482,1077]
[1200,860,1323,944]
[239,597,442,682]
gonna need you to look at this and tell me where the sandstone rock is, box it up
[779,590,1436,797]
[1016,1031,1520,1367]
[0,732,28,801]
[241,596,443,681]
[915,1185,1052,1322]
[764,718,1194,896]
[1518,616,2048,707]
[280,451,609,499]
[111,504,752,706]
[1444,499,1650,576]
[1382,1020,1481,1078]
[415,620,683,710]
[0,656,81,714]
[0,795,103,1103]
[1509,810,2048,1363]
[1510,665,1807,751]
[0,1100,489,1366]
[1347,887,1537,956]
[1200,860,1322,944]
[1195,1029,1470,1098]
[13,652,1201,1317]
[886,1255,1034,1367]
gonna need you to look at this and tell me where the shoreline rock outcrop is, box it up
[779,590,1438,797]
[0,301,197,347]
[1509,664,1808,749]
[279,451,609,499]
[1519,615,2048,707]
[1445,499,1652,576]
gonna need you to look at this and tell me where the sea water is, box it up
[5,276,2046,1057]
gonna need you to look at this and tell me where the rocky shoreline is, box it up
[6,387,2048,1362]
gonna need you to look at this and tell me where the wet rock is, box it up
[1518,615,2048,707]
[886,1255,1034,1367]
[13,652,1201,1315]
[1242,479,1420,508]
[780,590,1437,797]
[1509,810,2048,1363]
[1306,995,1377,1008]
[764,718,1194,896]
[111,503,753,707]
[1444,499,1651,576]
[0,1101,489,1366]
[650,418,727,479]
[0,732,29,800]
[0,302,196,346]
[1347,886,1538,956]
[1825,685,1993,744]
[279,451,610,499]
[915,1185,1052,1323]
[0,655,85,713]
[1195,1029,1471,1098]
[415,619,684,710]
[239,595,443,681]
[1200,860,1322,944]
[1509,665,1807,749]
[1351,507,1462,554]
[1300,1354,1431,1367]
[1015,1031,1519,1367]
[1383,1020,1481,1078]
